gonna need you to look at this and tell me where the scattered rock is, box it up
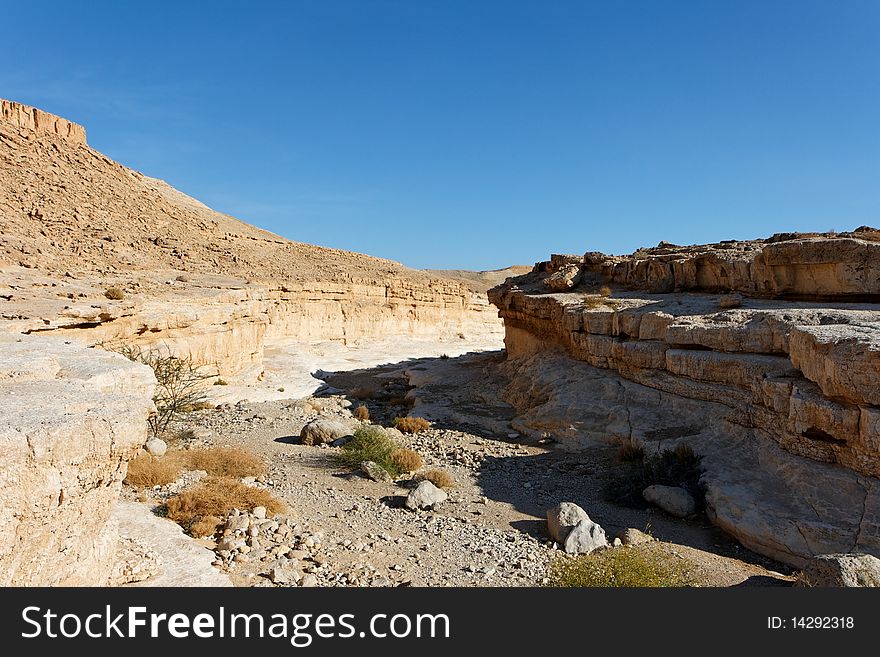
[796,554,880,587]
[642,485,696,518]
[615,528,655,546]
[360,460,392,483]
[145,438,167,457]
[546,502,589,543]
[405,481,447,510]
[563,518,608,555]
[252,506,267,519]
[544,263,582,291]
[300,418,352,446]
[301,574,319,587]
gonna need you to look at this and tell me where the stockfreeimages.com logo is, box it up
[21,606,450,647]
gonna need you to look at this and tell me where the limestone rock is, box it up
[796,554,880,587]
[616,528,655,546]
[405,481,448,510]
[300,418,352,446]
[643,485,696,517]
[145,438,167,457]
[545,263,583,291]
[0,335,155,585]
[563,519,608,555]
[360,460,392,483]
[546,502,589,543]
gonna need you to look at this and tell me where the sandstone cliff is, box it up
[489,234,880,566]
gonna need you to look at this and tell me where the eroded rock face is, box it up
[1,99,87,144]
[0,335,155,585]
[489,234,880,566]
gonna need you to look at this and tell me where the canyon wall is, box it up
[489,234,880,566]
[1,99,87,145]
[0,334,155,585]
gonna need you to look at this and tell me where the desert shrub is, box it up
[390,448,423,473]
[336,425,402,476]
[115,345,210,438]
[175,428,198,442]
[124,453,182,488]
[602,443,705,508]
[440,354,450,360]
[175,274,190,283]
[189,515,223,538]
[547,547,691,587]
[387,394,414,408]
[354,404,370,421]
[599,285,612,297]
[164,477,284,535]
[181,447,265,479]
[416,468,454,489]
[617,439,645,462]
[104,287,125,300]
[184,401,215,412]
[214,378,228,386]
[393,416,431,434]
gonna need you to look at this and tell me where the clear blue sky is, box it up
[3,1,878,270]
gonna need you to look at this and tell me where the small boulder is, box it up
[544,263,583,291]
[405,481,448,510]
[796,554,880,587]
[252,506,267,519]
[642,485,696,518]
[330,435,354,447]
[546,502,589,543]
[360,460,392,483]
[300,418,352,446]
[563,519,609,555]
[145,438,167,457]
[615,528,655,546]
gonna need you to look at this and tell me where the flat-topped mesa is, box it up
[1,98,87,145]
[523,230,880,299]
[489,231,880,566]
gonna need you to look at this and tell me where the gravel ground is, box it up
[127,352,795,588]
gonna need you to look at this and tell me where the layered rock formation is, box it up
[0,334,155,585]
[1,99,87,145]
[489,234,880,566]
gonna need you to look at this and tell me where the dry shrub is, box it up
[393,416,431,434]
[354,404,370,421]
[165,477,284,535]
[189,515,223,538]
[599,285,612,297]
[390,448,423,473]
[104,287,125,300]
[182,447,265,479]
[617,439,645,462]
[124,453,182,488]
[417,468,454,489]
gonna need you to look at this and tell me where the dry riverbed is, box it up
[123,352,796,588]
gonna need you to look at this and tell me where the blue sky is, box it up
[3,1,878,270]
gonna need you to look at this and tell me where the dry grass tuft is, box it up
[416,468,455,489]
[599,285,612,297]
[189,515,223,538]
[104,287,125,300]
[124,447,265,489]
[353,404,370,421]
[617,439,645,462]
[182,447,265,479]
[165,477,284,535]
[393,416,431,434]
[390,448,423,473]
[336,425,401,475]
[124,453,181,488]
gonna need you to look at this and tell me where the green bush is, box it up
[336,425,402,476]
[547,547,691,587]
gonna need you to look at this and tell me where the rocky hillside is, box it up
[489,234,880,567]
[0,99,502,380]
